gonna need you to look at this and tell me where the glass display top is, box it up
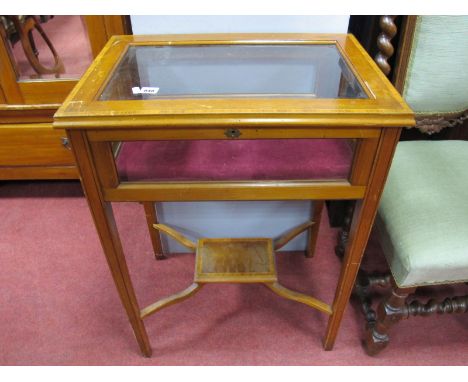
[99,44,368,101]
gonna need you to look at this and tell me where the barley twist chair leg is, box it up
[364,280,416,355]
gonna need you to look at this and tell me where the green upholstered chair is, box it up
[364,15,468,355]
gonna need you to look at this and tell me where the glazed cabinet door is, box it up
[0,15,130,180]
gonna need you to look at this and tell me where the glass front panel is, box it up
[114,138,355,182]
[0,15,93,80]
[100,44,367,100]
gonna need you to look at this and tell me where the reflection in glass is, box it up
[100,44,368,100]
[115,139,354,182]
[0,15,93,80]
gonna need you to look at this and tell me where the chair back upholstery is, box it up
[403,16,468,115]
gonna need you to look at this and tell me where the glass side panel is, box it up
[100,44,367,100]
[114,138,355,182]
[0,15,93,80]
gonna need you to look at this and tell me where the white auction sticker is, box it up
[132,86,159,95]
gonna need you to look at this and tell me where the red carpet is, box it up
[116,139,352,181]
[1,180,467,365]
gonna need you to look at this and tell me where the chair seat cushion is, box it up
[116,139,352,181]
[377,141,468,287]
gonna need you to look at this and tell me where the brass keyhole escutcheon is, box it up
[224,128,241,139]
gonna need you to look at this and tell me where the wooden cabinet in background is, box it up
[0,15,131,180]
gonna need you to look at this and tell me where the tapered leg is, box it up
[365,282,415,355]
[69,131,152,357]
[306,200,324,258]
[323,128,402,350]
[142,202,165,259]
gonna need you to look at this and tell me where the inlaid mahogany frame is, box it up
[54,33,414,357]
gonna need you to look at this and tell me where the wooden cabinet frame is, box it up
[0,15,130,180]
[55,33,414,356]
